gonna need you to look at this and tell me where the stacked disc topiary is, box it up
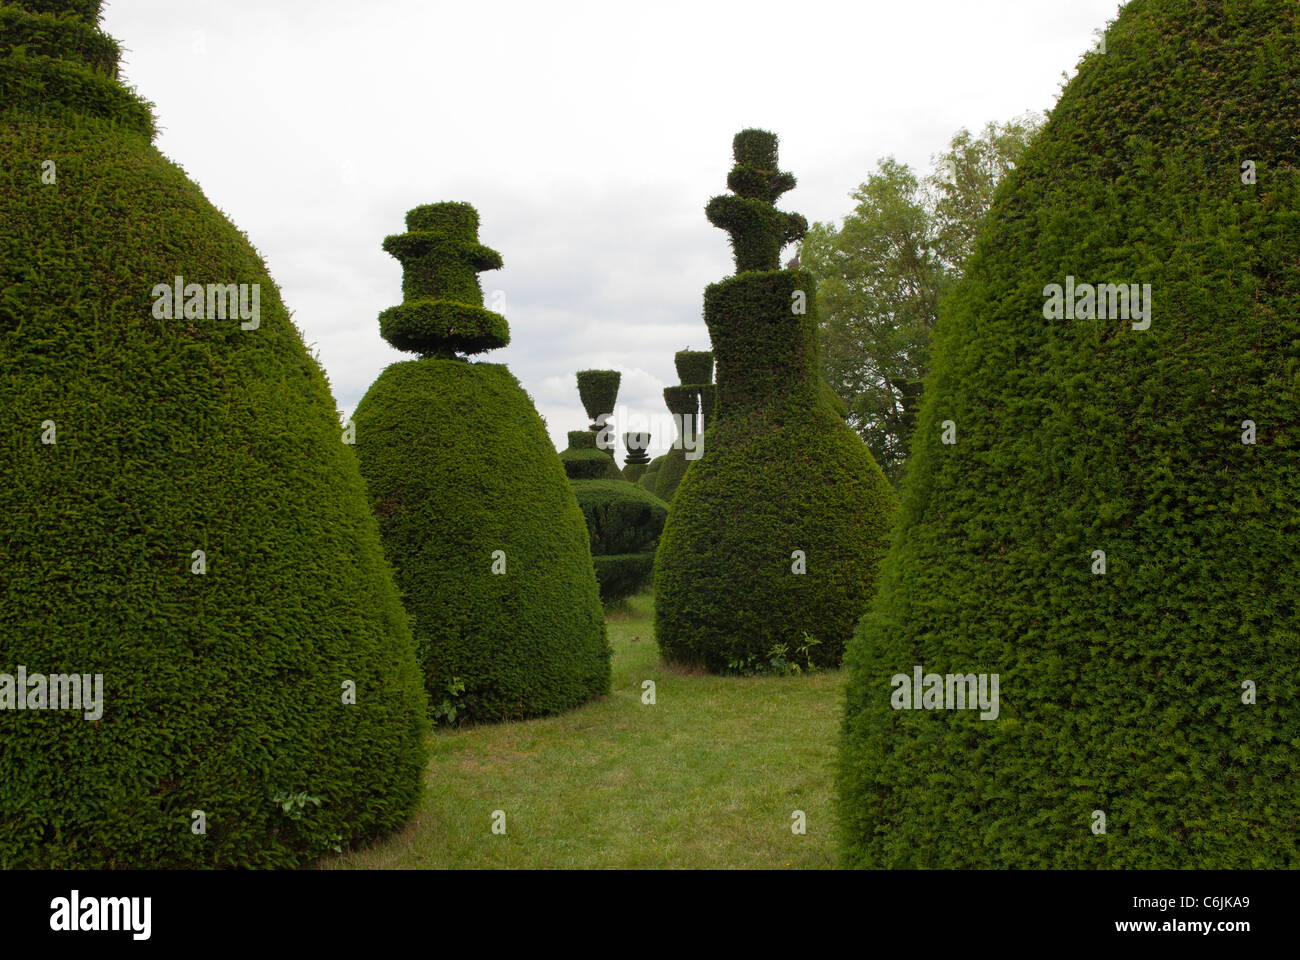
[654,129,898,672]
[839,0,1300,868]
[560,373,669,602]
[0,0,427,868]
[622,432,652,482]
[353,203,609,725]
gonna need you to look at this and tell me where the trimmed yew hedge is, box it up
[839,0,1300,868]
[0,0,427,868]
[674,350,714,388]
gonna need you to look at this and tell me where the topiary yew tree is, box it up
[576,369,621,436]
[560,372,623,481]
[651,383,700,502]
[675,349,715,433]
[0,0,428,868]
[655,130,898,671]
[839,0,1300,868]
[622,431,651,482]
[354,204,609,725]
[674,349,714,390]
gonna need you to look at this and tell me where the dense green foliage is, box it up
[800,116,1040,483]
[656,131,898,672]
[706,129,808,272]
[572,480,668,602]
[560,446,623,480]
[0,1,155,137]
[674,350,713,388]
[356,361,610,723]
[576,369,621,432]
[571,480,668,555]
[652,384,699,501]
[637,455,665,493]
[839,0,1300,868]
[0,1,428,868]
[356,209,609,725]
[376,202,507,357]
[699,383,717,426]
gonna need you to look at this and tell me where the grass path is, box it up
[321,593,846,869]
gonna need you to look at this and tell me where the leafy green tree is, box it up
[801,115,1042,483]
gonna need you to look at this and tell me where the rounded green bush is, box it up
[0,2,428,868]
[561,447,622,480]
[356,210,610,725]
[568,430,598,451]
[637,455,665,494]
[378,300,508,356]
[655,131,898,673]
[839,0,1300,868]
[571,480,668,556]
[593,554,657,604]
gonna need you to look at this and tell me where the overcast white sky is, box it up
[101,0,1122,458]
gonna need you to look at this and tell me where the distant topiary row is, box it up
[561,371,668,602]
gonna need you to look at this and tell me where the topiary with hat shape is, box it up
[353,203,609,725]
[654,129,898,672]
[0,0,427,868]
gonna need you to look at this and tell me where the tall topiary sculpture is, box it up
[839,1,1300,868]
[654,129,898,672]
[0,0,427,868]
[354,204,609,725]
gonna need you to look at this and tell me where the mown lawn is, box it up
[320,592,846,869]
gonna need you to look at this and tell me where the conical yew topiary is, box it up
[354,204,609,725]
[839,0,1300,868]
[0,0,428,867]
[654,130,898,672]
